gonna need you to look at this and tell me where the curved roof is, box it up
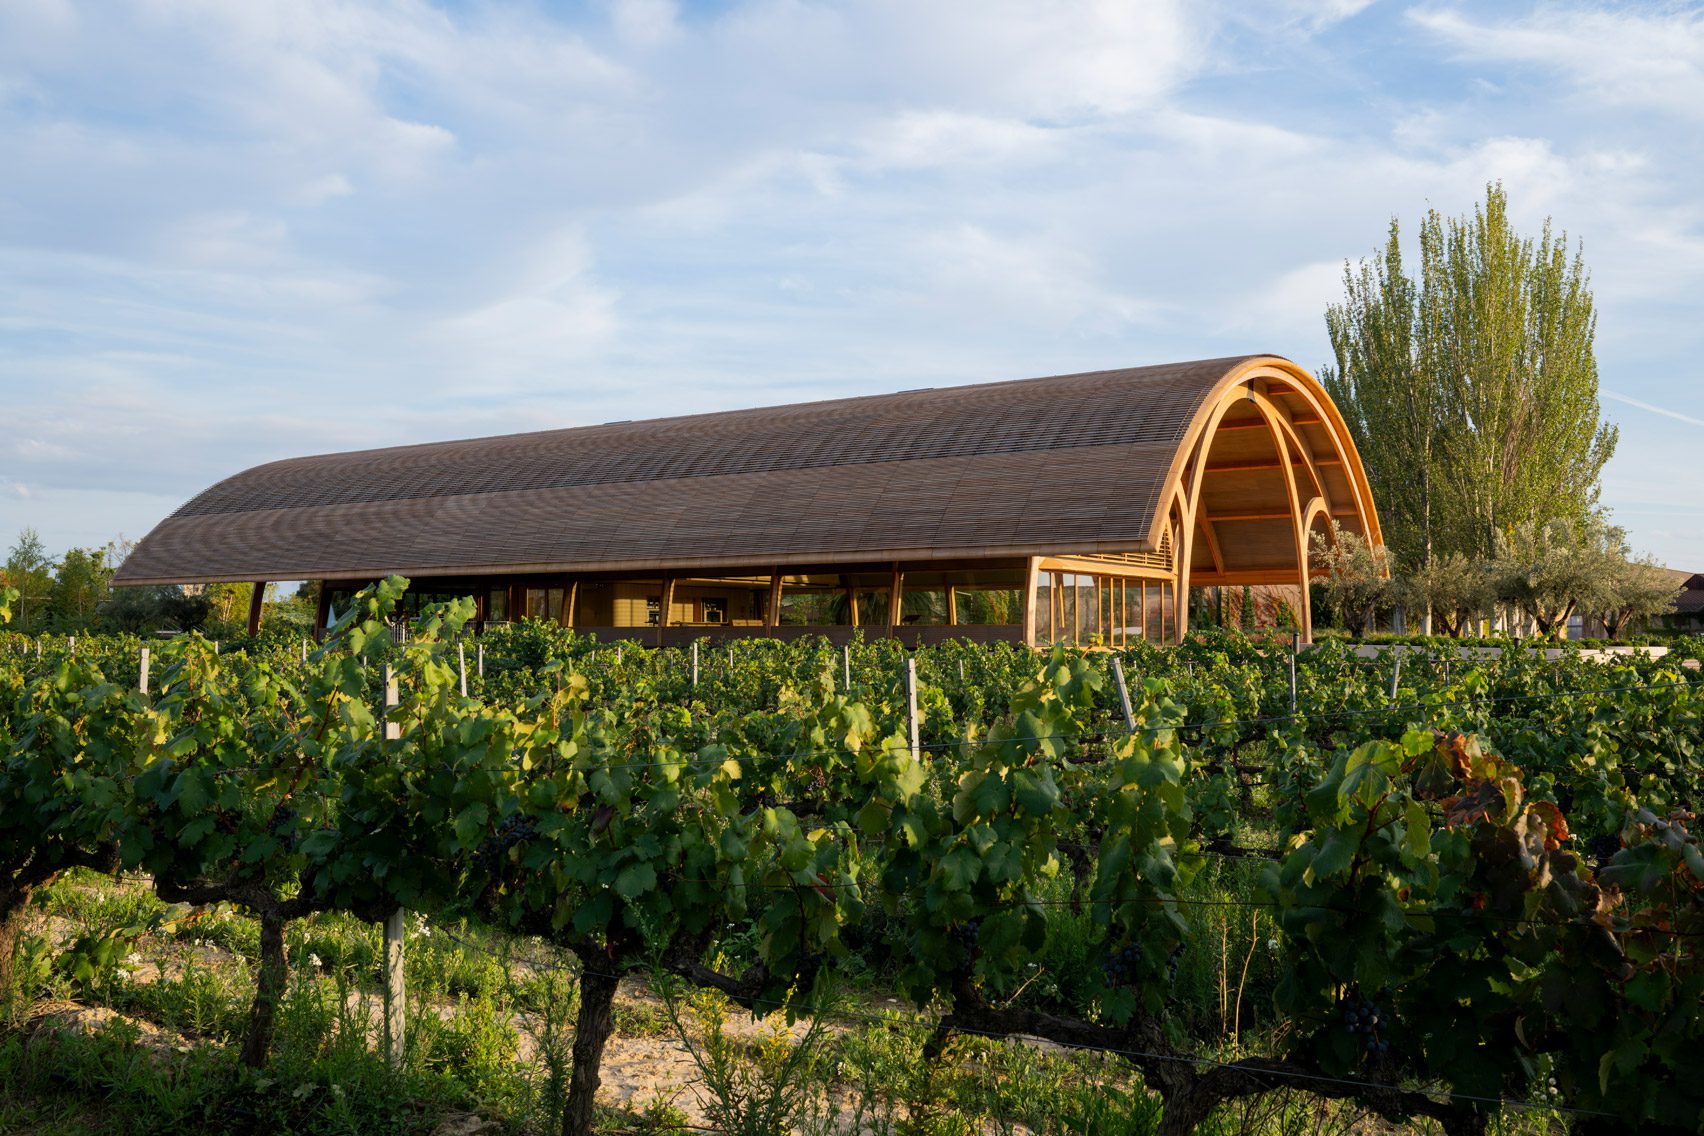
[114,354,1378,585]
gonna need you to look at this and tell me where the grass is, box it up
[816,1011,1162,1136]
[1,871,1574,1136]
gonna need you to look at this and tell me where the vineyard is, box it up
[1,578,1702,1136]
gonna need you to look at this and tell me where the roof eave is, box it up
[111,535,1175,587]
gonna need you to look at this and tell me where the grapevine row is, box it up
[0,580,1700,1136]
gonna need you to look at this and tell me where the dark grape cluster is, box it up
[1100,942,1144,986]
[266,805,299,850]
[950,919,981,956]
[473,814,536,877]
[1588,833,1620,872]
[1340,993,1391,1056]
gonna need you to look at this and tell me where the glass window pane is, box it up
[897,586,948,626]
[956,587,1021,625]
[1076,575,1100,644]
[854,588,890,628]
[670,576,771,626]
[778,574,847,626]
[523,587,566,624]
[570,580,662,627]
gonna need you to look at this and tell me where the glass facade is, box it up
[316,561,1179,645]
[664,576,770,627]
[1036,571,1172,646]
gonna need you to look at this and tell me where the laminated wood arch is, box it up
[114,354,1381,647]
[1160,358,1382,643]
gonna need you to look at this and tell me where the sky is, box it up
[1,0,1701,570]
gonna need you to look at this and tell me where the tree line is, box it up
[0,527,315,637]
[1319,183,1683,636]
[1310,517,1681,639]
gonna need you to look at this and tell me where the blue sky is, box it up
[1,0,1701,569]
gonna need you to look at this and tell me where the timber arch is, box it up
[114,355,1381,647]
[1157,357,1382,643]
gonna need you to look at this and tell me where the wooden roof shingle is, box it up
[114,355,1321,584]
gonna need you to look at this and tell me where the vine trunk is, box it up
[562,959,619,1136]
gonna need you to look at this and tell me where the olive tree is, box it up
[1594,553,1683,640]
[1309,521,1391,637]
[1401,552,1493,638]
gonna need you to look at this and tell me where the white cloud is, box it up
[164,212,291,272]
[14,439,76,460]
[920,224,1159,332]
[1217,0,1377,36]
[608,0,680,47]
[704,0,1203,122]
[0,0,1699,569]
[292,173,355,206]
[856,111,1064,171]
[1222,260,1346,345]
[434,227,620,383]
[1412,5,1704,121]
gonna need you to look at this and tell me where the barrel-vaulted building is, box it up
[114,355,1382,646]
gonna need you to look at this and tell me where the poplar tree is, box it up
[1321,184,1617,568]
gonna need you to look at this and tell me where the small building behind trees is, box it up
[1658,572,1704,636]
[114,355,1382,647]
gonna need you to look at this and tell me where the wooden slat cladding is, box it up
[114,355,1329,586]
[170,358,1240,519]
[1068,530,1173,572]
[118,441,1179,583]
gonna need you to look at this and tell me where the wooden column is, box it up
[659,577,676,648]
[766,570,782,631]
[247,582,266,637]
[1021,557,1041,648]
[1053,573,1064,644]
[1298,541,1315,646]
[1174,519,1191,645]
[946,584,959,626]
[564,580,578,628]
[886,564,902,638]
[1270,422,1312,646]
[313,583,331,640]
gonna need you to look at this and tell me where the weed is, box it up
[290,911,382,977]
[99,951,250,1042]
[506,954,579,1125]
[655,972,833,1136]
[612,992,675,1039]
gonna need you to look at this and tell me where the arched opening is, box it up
[1168,364,1381,644]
